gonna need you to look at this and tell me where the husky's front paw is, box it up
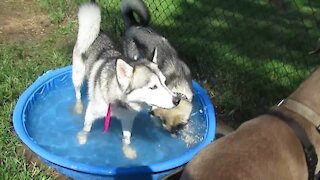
[123,144,137,159]
[77,130,88,144]
[74,101,83,114]
[122,137,131,145]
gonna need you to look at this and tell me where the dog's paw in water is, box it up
[123,144,137,159]
[77,130,88,144]
[74,101,83,114]
[122,135,131,145]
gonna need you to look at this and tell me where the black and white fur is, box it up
[121,0,193,134]
[72,3,179,159]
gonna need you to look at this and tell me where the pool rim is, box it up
[13,65,216,176]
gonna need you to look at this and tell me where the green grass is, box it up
[0,19,75,178]
[145,0,320,125]
[1,0,320,178]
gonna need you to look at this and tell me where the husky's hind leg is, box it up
[72,45,85,114]
[77,101,107,144]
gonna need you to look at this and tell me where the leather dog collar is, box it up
[278,99,320,132]
[269,98,320,180]
[267,110,318,180]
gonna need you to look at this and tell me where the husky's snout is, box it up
[170,123,186,134]
[173,96,181,106]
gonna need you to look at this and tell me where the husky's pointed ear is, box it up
[152,48,158,64]
[116,59,133,88]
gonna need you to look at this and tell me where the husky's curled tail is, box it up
[76,3,101,54]
[121,0,150,28]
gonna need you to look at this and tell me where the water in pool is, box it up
[25,75,207,167]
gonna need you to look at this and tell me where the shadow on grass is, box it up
[142,0,320,126]
[93,0,320,126]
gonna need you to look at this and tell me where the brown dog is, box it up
[178,67,320,180]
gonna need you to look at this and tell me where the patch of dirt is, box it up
[0,0,53,44]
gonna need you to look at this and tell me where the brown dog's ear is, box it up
[152,48,158,64]
[116,59,133,88]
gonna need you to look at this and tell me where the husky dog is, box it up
[121,0,193,134]
[72,3,179,159]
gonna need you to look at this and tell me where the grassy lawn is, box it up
[0,22,74,180]
[0,0,319,178]
[0,1,77,178]
[148,0,320,126]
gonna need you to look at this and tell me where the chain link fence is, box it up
[98,0,320,126]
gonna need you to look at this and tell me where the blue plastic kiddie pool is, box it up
[13,66,216,180]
